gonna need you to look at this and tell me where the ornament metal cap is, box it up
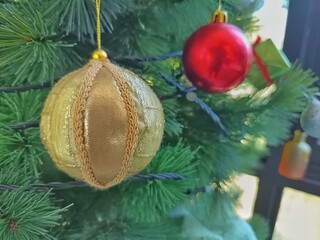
[92,49,108,61]
[211,9,228,23]
[211,0,228,23]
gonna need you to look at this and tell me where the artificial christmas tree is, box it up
[0,0,318,239]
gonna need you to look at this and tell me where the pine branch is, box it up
[0,126,44,178]
[0,1,79,85]
[0,82,53,93]
[46,0,129,41]
[113,51,182,64]
[0,51,182,93]
[159,92,182,100]
[67,219,181,240]
[0,173,185,191]
[245,65,318,146]
[249,214,270,240]
[0,188,68,240]
[8,121,39,130]
[161,73,228,135]
[121,141,198,222]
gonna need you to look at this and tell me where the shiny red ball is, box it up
[182,23,253,93]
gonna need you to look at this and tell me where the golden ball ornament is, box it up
[40,58,164,189]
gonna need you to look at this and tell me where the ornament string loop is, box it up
[92,0,107,60]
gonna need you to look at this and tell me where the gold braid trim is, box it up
[73,61,105,187]
[105,62,139,186]
[73,60,139,189]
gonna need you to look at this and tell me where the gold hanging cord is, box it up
[96,0,102,50]
[92,0,107,60]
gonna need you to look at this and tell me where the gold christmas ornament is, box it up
[40,57,164,189]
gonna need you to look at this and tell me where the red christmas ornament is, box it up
[182,23,253,93]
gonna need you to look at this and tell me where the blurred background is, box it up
[236,0,320,239]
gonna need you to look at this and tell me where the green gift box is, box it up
[247,39,292,88]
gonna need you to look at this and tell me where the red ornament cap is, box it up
[182,23,253,93]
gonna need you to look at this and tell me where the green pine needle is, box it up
[46,0,130,41]
[97,221,180,240]
[187,188,238,229]
[245,65,318,146]
[0,91,46,123]
[121,141,198,222]
[142,61,184,137]
[195,140,267,184]
[0,1,79,85]
[107,0,258,55]
[163,101,184,137]
[249,214,270,240]
[0,188,68,240]
[0,164,34,186]
[66,220,180,240]
[0,126,44,178]
[180,64,317,184]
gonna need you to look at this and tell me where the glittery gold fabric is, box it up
[40,59,164,189]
